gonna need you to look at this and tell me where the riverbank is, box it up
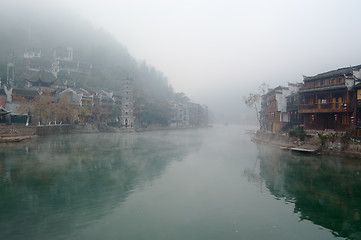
[0,125,37,143]
[251,130,361,159]
[0,123,132,137]
[0,123,210,143]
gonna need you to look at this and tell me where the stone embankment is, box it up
[252,131,320,151]
[0,125,37,143]
[0,125,36,136]
[252,130,361,159]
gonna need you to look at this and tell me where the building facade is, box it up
[298,65,361,131]
[262,83,300,132]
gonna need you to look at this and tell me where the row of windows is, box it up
[305,77,344,88]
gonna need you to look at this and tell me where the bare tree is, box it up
[242,83,268,128]
[54,94,73,124]
[32,90,53,125]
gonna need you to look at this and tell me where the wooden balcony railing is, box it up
[298,101,354,112]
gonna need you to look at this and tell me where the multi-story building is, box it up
[298,65,361,131]
[286,84,303,128]
[170,101,189,127]
[352,68,361,135]
[263,83,300,132]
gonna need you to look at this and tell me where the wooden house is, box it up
[298,65,361,131]
[286,91,303,128]
[263,84,300,132]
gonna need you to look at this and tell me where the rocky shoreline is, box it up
[252,130,361,159]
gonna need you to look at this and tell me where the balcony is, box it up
[298,101,354,113]
[287,102,299,112]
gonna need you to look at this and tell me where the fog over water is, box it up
[1,126,361,239]
[2,1,361,238]
[4,0,361,121]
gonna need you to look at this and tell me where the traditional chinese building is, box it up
[298,65,361,131]
[25,70,56,88]
[120,77,134,128]
[263,84,300,132]
[353,69,361,135]
[286,84,303,128]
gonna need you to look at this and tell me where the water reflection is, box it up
[0,131,202,240]
[256,145,361,239]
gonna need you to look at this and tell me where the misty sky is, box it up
[6,0,361,117]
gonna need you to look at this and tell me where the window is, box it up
[342,116,349,124]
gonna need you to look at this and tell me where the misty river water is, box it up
[0,125,361,240]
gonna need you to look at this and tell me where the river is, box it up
[0,125,360,239]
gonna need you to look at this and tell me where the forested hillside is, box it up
[0,2,186,125]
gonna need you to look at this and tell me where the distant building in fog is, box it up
[120,77,135,128]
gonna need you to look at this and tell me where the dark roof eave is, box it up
[299,85,348,93]
[303,64,361,81]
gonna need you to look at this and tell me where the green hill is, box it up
[0,2,177,125]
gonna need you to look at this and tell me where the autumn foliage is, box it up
[17,90,74,125]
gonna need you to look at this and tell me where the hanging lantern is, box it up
[343,103,347,111]
[334,114,338,121]
[351,116,355,123]
[311,114,315,121]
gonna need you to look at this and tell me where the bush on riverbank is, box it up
[289,126,310,141]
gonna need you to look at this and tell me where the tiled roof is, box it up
[13,88,39,97]
[27,70,56,83]
[303,64,361,81]
[299,85,346,93]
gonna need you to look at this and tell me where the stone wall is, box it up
[0,125,36,136]
[35,125,73,136]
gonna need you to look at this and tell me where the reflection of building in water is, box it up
[0,132,200,239]
[255,146,361,239]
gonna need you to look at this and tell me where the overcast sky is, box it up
[8,0,361,117]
